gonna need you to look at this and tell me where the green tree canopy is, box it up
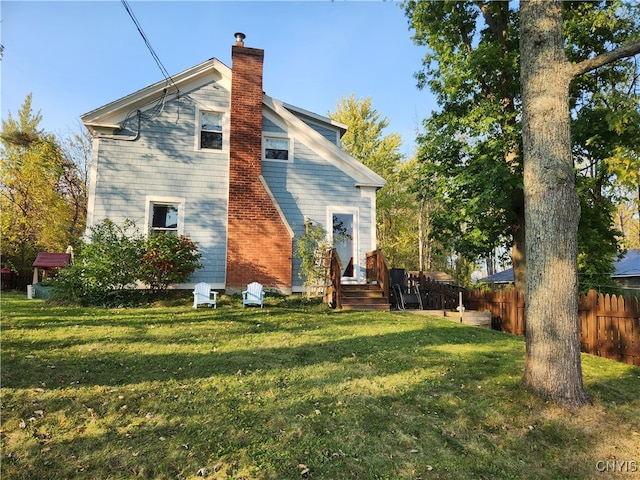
[1,95,73,278]
[404,0,640,291]
[1,95,89,288]
[328,95,432,270]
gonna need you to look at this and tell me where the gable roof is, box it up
[33,253,72,269]
[481,268,516,284]
[81,57,385,189]
[82,57,231,133]
[264,96,385,188]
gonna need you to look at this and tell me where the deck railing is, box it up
[366,249,390,301]
[327,248,342,309]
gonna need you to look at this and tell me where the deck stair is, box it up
[340,283,390,311]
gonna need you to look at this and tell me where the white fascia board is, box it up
[81,58,231,130]
[280,101,348,134]
[263,95,386,188]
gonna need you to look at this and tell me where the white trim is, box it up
[195,107,229,153]
[262,133,293,163]
[145,196,186,236]
[84,137,101,236]
[327,206,361,283]
[259,176,295,238]
[280,101,348,133]
[360,187,378,250]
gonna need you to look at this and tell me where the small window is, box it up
[151,204,179,235]
[200,112,223,150]
[265,137,289,160]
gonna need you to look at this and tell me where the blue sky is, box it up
[1,1,438,156]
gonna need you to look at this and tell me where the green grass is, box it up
[1,291,639,479]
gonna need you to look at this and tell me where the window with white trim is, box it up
[151,203,179,235]
[264,136,290,161]
[200,111,223,150]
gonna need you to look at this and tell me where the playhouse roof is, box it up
[33,253,72,269]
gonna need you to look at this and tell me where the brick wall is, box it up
[226,41,292,291]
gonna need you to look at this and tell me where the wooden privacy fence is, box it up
[465,289,640,366]
[407,273,465,310]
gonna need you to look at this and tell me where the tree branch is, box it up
[475,1,506,42]
[571,39,640,78]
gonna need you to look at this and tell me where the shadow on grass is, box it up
[3,294,640,480]
[1,321,519,391]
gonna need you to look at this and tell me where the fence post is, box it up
[586,289,598,356]
[510,290,519,335]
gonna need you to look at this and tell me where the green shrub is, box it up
[295,221,331,297]
[51,219,203,306]
[52,219,144,305]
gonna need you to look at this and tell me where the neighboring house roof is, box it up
[481,268,516,284]
[613,249,640,278]
[481,249,640,283]
[33,253,72,269]
[81,57,385,189]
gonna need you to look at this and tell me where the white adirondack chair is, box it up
[193,282,217,309]
[242,282,264,308]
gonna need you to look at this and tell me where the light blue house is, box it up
[81,33,385,293]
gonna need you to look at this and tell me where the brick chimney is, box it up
[226,33,292,292]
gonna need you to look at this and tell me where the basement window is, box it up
[264,136,290,161]
[200,111,223,150]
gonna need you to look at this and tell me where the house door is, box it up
[332,211,357,282]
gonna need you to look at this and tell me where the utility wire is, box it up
[121,0,179,94]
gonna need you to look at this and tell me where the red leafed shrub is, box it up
[139,234,202,290]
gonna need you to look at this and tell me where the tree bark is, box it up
[520,0,590,408]
[511,213,526,292]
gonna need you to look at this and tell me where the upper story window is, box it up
[200,111,223,150]
[264,136,291,161]
[151,203,179,235]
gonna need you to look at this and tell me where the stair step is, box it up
[338,284,390,311]
[341,302,390,311]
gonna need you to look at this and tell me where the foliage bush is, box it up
[138,233,202,290]
[51,219,202,306]
[295,221,331,297]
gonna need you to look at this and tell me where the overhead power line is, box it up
[120,0,179,94]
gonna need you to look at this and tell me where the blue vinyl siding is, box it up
[89,83,230,286]
[88,79,376,291]
[300,119,340,145]
[262,141,374,287]
[262,117,285,134]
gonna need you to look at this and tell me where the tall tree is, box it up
[0,95,85,284]
[328,94,402,178]
[58,122,92,248]
[328,95,422,268]
[567,1,640,290]
[520,0,640,407]
[406,1,525,288]
[405,0,640,292]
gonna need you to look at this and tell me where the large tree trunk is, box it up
[520,0,590,408]
[511,208,526,292]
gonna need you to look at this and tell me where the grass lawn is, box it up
[1,291,639,479]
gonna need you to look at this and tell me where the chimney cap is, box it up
[234,32,246,46]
